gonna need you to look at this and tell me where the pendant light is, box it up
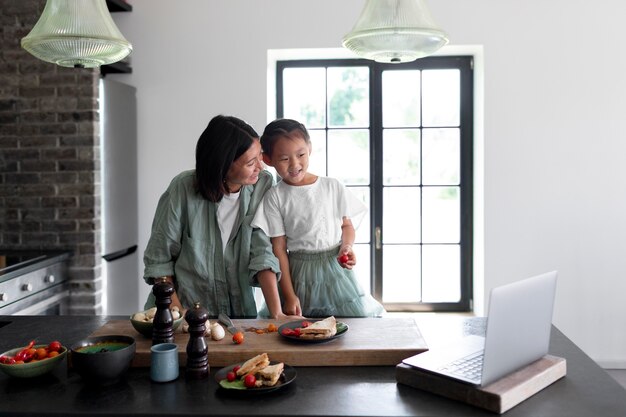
[21,0,132,69]
[342,0,448,64]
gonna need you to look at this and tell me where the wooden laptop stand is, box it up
[396,355,566,414]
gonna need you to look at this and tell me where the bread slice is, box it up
[299,316,337,339]
[254,362,284,387]
[236,352,270,377]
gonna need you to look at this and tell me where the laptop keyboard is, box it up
[437,350,484,383]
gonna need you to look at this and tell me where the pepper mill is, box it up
[185,302,209,379]
[152,277,175,346]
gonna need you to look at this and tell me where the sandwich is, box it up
[254,362,284,387]
[236,352,270,377]
[299,316,337,339]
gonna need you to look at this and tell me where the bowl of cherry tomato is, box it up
[0,340,67,378]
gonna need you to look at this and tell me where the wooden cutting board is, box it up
[89,318,427,367]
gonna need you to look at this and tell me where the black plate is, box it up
[278,319,349,344]
[215,361,296,394]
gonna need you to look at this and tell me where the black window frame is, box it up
[276,55,474,312]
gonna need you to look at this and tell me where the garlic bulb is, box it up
[210,323,225,341]
[132,312,147,322]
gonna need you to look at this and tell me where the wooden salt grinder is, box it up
[152,277,175,346]
[185,302,209,379]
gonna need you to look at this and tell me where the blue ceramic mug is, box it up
[150,343,179,382]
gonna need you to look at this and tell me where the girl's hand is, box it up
[272,312,304,320]
[338,245,356,270]
[282,294,302,316]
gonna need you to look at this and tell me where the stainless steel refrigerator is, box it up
[99,78,139,315]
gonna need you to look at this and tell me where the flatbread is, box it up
[255,362,284,387]
[299,316,337,339]
[236,352,269,377]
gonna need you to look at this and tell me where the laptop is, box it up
[402,270,558,386]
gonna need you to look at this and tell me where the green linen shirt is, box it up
[142,169,280,317]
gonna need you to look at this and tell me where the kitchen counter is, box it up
[1,315,625,417]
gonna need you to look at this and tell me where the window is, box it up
[276,56,473,312]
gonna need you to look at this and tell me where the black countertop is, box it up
[1,315,625,417]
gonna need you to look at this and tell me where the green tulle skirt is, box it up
[259,245,385,318]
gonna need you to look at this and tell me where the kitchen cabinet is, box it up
[101,0,132,75]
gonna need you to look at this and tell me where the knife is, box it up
[218,313,239,335]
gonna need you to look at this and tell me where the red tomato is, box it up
[48,341,62,353]
[232,332,244,344]
[338,254,349,264]
[232,365,241,373]
[226,371,237,382]
[301,321,313,328]
[243,374,256,388]
[293,327,301,337]
[36,348,48,360]
[281,328,295,336]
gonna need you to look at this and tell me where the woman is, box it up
[142,115,291,319]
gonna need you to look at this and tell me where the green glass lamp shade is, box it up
[342,0,448,64]
[21,0,132,68]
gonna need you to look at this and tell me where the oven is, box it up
[0,250,72,315]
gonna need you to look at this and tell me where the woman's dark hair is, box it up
[195,115,259,202]
[260,118,310,158]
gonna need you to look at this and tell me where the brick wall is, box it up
[0,0,104,314]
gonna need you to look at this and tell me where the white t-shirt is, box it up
[216,190,240,253]
[251,176,367,252]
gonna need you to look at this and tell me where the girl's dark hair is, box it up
[195,115,259,202]
[260,118,310,158]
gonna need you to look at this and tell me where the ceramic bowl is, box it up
[70,335,135,382]
[0,344,67,378]
[130,313,184,338]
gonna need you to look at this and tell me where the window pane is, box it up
[422,186,460,243]
[283,68,326,128]
[383,128,420,186]
[422,245,460,302]
[383,187,420,244]
[422,128,460,185]
[327,67,369,128]
[382,245,421,303]
[422,69,460,127]
[327,129,369,185]
[308,129,327,176]
[348,186,371,244]
[354,243,371,293]
[382,69,421,127]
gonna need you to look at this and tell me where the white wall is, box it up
[109,0,626,367]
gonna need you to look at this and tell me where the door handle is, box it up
[375,226,382,250]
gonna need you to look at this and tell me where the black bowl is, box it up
[70,335,136,383]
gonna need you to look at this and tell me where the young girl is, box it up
[251,118,385,318]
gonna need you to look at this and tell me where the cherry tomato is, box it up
[226,371,237,382]
[48,341,62,353]
[293,327,301,337]
[232,365,241,373]
[338,254,349,264]
[36,348,48,360]
[301,321,313,328]
[243,374,256,388]
[47,351,59,358]
[281,328,295,336]
[232,332,244,344]
[267,323,278,332]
